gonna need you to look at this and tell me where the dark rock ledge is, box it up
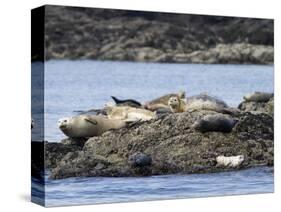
[41,6,274,64]
[37,97,274,179]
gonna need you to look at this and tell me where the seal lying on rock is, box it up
[111,96,142,108]
[238,95,274,115]
[216,155,244,167]
[128,153,152,167]
[192,114,238,133]
[58,115,126,138]
[144,91,185,111]
[185,94,239,115]
[243,92,273,102]
[106,106,156,121]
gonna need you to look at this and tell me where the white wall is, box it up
[0,0,279,211]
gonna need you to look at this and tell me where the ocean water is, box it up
[31,60,274,206]
[33,60,274,142]
[31,167,274,207]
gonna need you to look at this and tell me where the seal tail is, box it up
[111,96,121,104]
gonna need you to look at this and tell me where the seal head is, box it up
[58,117,71,131]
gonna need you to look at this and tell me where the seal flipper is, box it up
[76,108,107,116]
[125,119,142,128]
[111,96,121,104]
[111,96,142,107]
[84,117,98,125]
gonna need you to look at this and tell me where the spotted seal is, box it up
[185,94,239,115]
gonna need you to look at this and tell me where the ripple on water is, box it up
[31,167,274,207]
[31,61,274,142]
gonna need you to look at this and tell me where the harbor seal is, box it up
[185,94,239,115]
[144,91,185,111]
[216,155,244,167]
[192,114,238,133]
[111,96,142,108]
[168,96,187,113]
[243,92,273,102]
[106,106,156,122]
[58,115,126,138]
[128,152,152,167]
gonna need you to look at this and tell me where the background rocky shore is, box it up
[34,5,274,64]
[31,97,274,179]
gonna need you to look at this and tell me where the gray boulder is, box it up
[238,96,273,116]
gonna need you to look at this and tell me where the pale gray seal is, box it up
[185,94,239,115]
[243,92,273,102]
[192,114,238,133]
[105,106,156,121]
[58,115,126,138]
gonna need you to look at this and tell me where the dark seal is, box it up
[243,92,273,102]
[128,152,152,167]
[193,114,238,133]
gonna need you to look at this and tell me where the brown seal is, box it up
[144,91,185,111]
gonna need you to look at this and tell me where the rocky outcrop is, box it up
[45,138,87,169]
[46,108,274,179]
[166,44,273,64]
[39,5,274,64]
[32,138,87,179]
[238,97,274,115]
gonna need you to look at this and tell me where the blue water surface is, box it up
[31,167,273,207]
[40,60,273,142]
